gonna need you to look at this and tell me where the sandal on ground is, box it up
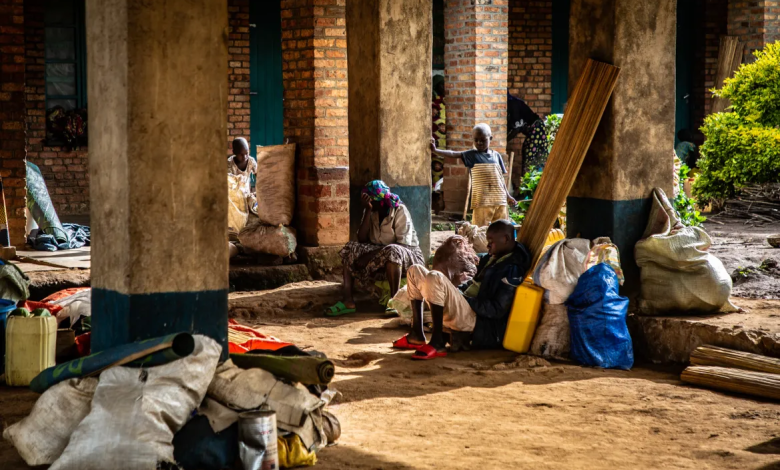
[384,307,399,317]
[411,344,447,360]
[392,335,426,351]
[324,301,356,317]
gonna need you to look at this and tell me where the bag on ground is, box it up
[228,173,250,236]
[456,222,489,254]
[238,217,297,257]
[566,263,633,370]
[635,187,736,315]
[532,238,591,304]
[50,335,221,470]
[256,143,296,226]
[3,378,97,466]
[529,303,570,359]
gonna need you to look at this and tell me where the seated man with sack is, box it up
[393,220,532,359]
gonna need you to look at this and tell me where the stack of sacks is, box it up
[238,144,298,258]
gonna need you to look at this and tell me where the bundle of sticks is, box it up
[709,183,780,224]
[681,345,780,401]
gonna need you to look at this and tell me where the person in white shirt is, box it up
[325,180,424,317]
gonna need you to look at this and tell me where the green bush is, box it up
[694,42,780,202]
[544,113,563,153]
[508,168,542,225]
[675,164,706,227]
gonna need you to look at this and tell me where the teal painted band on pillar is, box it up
[92,288,229,360]
[566,196,652,297]
[350,184,431,259]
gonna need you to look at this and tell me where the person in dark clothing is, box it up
[393,220,531,359]
[507,93,548,173]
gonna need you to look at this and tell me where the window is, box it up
[45,0,87,113]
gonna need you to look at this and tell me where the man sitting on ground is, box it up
[393,220,532,359]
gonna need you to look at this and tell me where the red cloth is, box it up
[228,319,291,354]
[41,287,90,304]
[21,300,63,316]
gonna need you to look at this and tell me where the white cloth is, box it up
[406,265,476,332]
[367,205,419,247]
[227,155,257,194]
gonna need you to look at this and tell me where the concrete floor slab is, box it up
[229,264,311,292]
[15,246,91,269]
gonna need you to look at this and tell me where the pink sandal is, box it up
[392,335,426,351]
[411,344,447,360]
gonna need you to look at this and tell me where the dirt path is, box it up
[233,282,780,470]
[3,282,780,469]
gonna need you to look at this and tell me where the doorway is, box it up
[249,1,284,158]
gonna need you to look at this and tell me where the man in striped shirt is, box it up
[431,123,516,226]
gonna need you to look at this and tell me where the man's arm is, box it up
[467,279,517,320]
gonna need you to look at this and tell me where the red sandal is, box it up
[392,335,426,351]
[411,344,447,360]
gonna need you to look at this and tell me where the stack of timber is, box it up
[711,36,744,114]
[681,345,780,400]
[517,59,620,267]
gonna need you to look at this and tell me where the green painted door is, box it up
[249,0,284,158]
[675,0,695,145]
[551,0,570,114]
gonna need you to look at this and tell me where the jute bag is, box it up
[256,143,296,226]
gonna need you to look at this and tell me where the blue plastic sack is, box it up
[566,263,633,370]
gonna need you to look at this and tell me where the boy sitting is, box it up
[431,123,516,227]
[394,220,531,359]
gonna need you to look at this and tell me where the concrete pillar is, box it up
[346,0,432,256]
[86,0,229,357]
[567,0,676,294]
[281,0,350,247]
[442,0,509,213]
[0,0,27,247]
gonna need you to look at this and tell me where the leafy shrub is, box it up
[544,113,563,153]
[695,43,780,202]
[674,164,706,227]
[509,168,542,225]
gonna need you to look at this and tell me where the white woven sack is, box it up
[529,303,570,359]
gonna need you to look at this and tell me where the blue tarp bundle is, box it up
[27,224,90,251]
[566,263,633,370]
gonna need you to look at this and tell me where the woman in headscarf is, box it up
[326,180,425,316]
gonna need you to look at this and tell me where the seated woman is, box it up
[326,180,425,317]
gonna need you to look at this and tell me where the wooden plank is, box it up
[711,36,743,114]
[517,59,620,266]
[690,345,780,375]
[681,366,780,401]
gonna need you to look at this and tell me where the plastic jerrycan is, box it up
[5,315,57,386]
[504,228,565,353]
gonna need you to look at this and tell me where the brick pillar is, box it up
[508,0,552,181]
[227,0,250,153]
[0,0,27,246]
[442,0,509,213]
[728,0,780,60]
[281,0,349,247]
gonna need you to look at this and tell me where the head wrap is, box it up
[362,180,402,209]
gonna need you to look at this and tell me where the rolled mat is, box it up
[30,332,194,393]
[230,353,335,385]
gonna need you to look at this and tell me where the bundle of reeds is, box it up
[690,345,780,375]
[711,36,744,114]
[517,59,620,266]
[681,366,780,401]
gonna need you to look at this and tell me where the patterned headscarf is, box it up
[362,180,402,209]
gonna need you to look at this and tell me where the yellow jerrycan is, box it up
[504,228,565,353]
[5,316,57,386]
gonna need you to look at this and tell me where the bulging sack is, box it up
[3,378,97,466]
[566,263,633,370]
[635,188,736,315]
[228,173,250,235]
[50,335,221,470]
[239,219,297,257]
[529,303,569,359]
[256,143,296,226]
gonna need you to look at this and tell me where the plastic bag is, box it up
[228,173,250,235]
[278,433,317,468]
[50,335,221,470]
[529,303,569,359]
[3,378,97,466]
[585,238,624,285]
[239,219,297,257]
[566,263,633,370]
[532,238,591,304]
[635,188,736,315]
[256,143,296,226]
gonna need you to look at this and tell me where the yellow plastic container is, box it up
[502,281,545,353]
[5,316,57,386]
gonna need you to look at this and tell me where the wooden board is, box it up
[517,59,620,266]
[711,36,744,114]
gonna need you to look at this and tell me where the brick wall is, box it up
[507,0,552,180]
[728,0,779,60]
[227,0,250,154]
[691,0,728,135]
[0,0,27,245]
[442,0,509,211]
[23,0,88,216]
[281,0,349,246]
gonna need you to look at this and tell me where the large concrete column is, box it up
[442,0,509,213]
[567,0,676,294]
[346,1,432,256]
[86,0,229,356]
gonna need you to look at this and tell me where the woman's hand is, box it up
[361,193,374,211]
[430,137,438,152]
